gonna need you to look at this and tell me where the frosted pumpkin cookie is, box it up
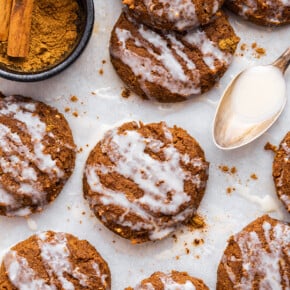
[123,0,225,31]
[217,215,290,289]
[83,121,209,243]
[125,271,209,289]
[0,231,111,290]
[273,131,290,212]
[0,95,76,217]
[226,0,290,26]
[110,12,239,103]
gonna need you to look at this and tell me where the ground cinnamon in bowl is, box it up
[0,0,84,73]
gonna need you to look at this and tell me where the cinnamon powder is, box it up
[0,0,82,72]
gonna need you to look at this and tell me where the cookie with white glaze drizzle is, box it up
[125,271,209,289]
[0,95,76,217]
[273,131,290,212]
[123,0,225,31]
[0,231,111,290]
[110,11,239,103]
[83,121,209,243]
[217,215,290,290]
[226,0,290,26]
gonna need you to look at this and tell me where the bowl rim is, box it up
[0,0,95,82]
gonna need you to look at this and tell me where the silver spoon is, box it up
[213,47,290,150]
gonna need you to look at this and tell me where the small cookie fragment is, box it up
[217,215,290,289]
[125,271,209,289]
[226,0,290,26]
[83,121,209,243]
[0,231,111,289]
[273,131,290,212]
[110,12,239,103]
[123,0,225,31]
[0,95,76,217]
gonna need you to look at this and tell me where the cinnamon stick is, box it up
[7,0,34,58]
[0,0,13,41]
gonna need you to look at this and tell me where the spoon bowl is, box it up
[213,47,290,150]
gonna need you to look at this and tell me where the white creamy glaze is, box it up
[222,220,290,289]
[85,122,207,240]
[143,0,221,30]
[232,66,286,123]
[3,250,55,290]
[160,275,196,290]
[229,0,290,23]
[3,232,108,290]
[143,0,198,30]
[135,273,196,290]
[0,97,66,215]
[112,15,231,99]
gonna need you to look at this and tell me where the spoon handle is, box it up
[273,47,290,74]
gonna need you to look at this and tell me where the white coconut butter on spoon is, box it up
[213,47,290,150]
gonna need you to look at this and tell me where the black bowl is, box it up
[0,0,94,82]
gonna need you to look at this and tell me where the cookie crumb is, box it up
[121,88,131,99]
[187,214,206,230]
[65,107,70,112]
[99,69,104,75]
[250,173,258,180]
[70,95,78,102]
[72,111,78,117]
[264,142,277,152]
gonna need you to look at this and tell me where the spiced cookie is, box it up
[0,231,111,289]
[217,215,290,289]
[123,0,225,31]
[0,95,76,217]
[226,0,290,26]
[273,131,290,212]
[110,12,239,103]
[83,121,209,243]
[125,271,209,289]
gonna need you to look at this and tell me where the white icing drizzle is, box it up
[143,0,198,30]
[3,250,54,290]
[38,232,89,289]
[112,15,231,99]
[222,220,290,289]
[3,232,108,289]
[134,273,196,290]
[142,0,221,30]
[228,0,290,23]
[85,123,208,240]
[114,26,200,99]
[0,97,66,216]
[160,275,196,290]
[183,30,231,70]
[92,262,108,288]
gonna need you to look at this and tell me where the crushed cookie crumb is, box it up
[121,88,131,99]
[65,107,70,113]
[99,69,104,75]
[240,43,247,51]
[102,60,106,64]
[73,111,78,117]
[264,142,277,152]
[70,95,78,102]
[187,214,206,230]
[219,165,229,173]
[123,0,135,9]
[250,173,258,180]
